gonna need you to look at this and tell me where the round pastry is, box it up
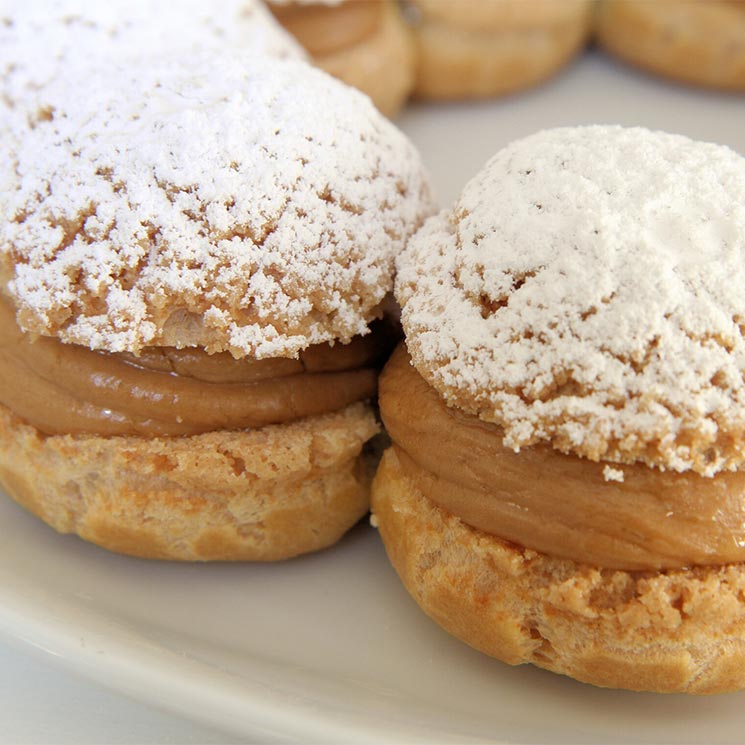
[0,54,433,561]
[268,0,415,117]
[408,0,592,100]
[594,0,745,91]
[372,125,745,693]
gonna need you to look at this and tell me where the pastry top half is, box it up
[396,125,745,477]
[2,53,433,359]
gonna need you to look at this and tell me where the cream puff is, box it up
[595,0,745,91]
[267,0,415,117]
[0,53,433,561]
[373,125,745,693]
[407,0,592,100]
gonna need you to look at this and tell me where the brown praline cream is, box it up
[0,299,394,437]
[380,344,745,571]
[270,1,383,57]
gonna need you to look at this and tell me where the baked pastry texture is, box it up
[595,0,745,91]
[408,0,592,100]
[0,53,433,560]
[268,0,415,117]
[0,401,377,561]
[372,125,745,692]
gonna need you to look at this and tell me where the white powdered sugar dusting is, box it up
[0,0,304,112]
[397,126,745,475]
[0,0,305,229]
[2,54,432,357]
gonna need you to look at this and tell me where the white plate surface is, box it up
[2,52,745,745]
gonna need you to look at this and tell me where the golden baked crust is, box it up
[595,0,745,90]
[411,0,591,100]
[0,402,378,561]
[314,0,415,117]
[372,447,745,693]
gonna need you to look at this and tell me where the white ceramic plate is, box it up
[2,52,745,744]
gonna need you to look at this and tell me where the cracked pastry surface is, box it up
[373,449,745,694]
[0,402,378,561]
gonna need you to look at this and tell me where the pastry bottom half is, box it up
[371,447,745,694]
[0,401,378,561]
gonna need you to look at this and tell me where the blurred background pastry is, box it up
[407,0,592,100]
[595,0,745,91]
[268,0,415,116]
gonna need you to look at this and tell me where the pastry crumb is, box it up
[602,465,625,483]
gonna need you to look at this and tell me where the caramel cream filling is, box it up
[0,299,394,437]
[381,344,745,571]
[270,1,383,56]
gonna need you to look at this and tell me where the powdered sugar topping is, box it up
[3,54,432,357]
[0,0,304,112]
[0,1,305,230]
[397,126,745,475]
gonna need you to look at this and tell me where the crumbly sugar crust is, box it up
[0,0,304,112]
[397,126,745,475]
[0,0,305,272]
[2,54,432,357]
